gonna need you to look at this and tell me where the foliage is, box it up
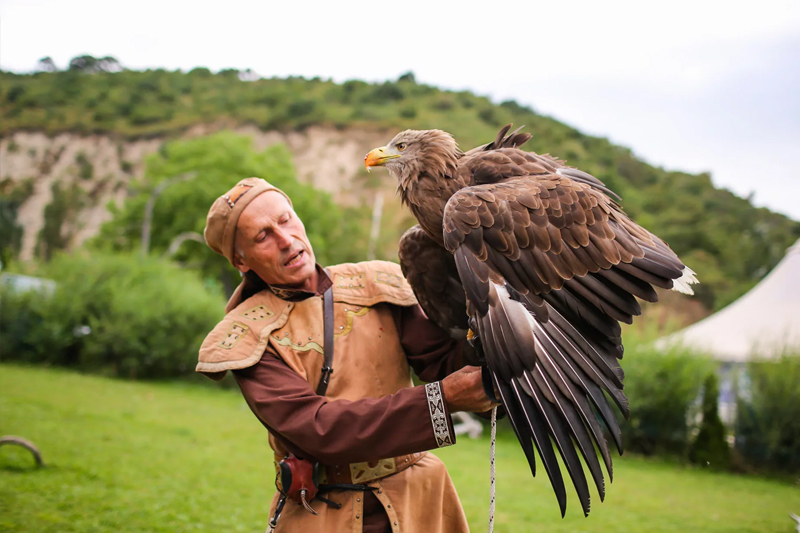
[92,131,370,294]
[68,55,121,73]
[689,373,730,469]
[0,178,34,265]
[75,151,94,179]
[2,364,798,533]
[0,59,798,308]
[735,354,800,473]
[617,333,713,457]
[0,252,225,378]
[36,181,86,261]
[35,56,57,72]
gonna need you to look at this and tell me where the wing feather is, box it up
[398,126,697,517]
[398,225,468,335]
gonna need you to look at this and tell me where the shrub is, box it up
[399,106,417,119]
[0,252,225,379]
[735,354,800,473]
[618,336,713,457]
[371,82,404,102]
[689,373,730,469]
[286,100,316,119]
[75,152,94,180]
[478,107,496,125]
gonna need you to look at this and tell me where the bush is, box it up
[618,336,713,457]
[735,354,800,473]
[689,373,730,469]
[0,252,225,379]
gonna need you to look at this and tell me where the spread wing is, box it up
[398,225,469,337]
[442,160,696,517]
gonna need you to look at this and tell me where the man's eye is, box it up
[396,142,406,151]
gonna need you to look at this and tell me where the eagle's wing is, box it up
[398,225,469,337]
[463,123,533,156]
[442,167,696,517]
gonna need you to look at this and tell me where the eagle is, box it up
[364,125,697,517]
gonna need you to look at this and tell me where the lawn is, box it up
[0,364,797,532]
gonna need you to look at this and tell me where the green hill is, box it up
[1,64,798,309]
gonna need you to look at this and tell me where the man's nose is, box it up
[275,228,293,249]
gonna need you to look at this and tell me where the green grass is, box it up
[1,364,797,532]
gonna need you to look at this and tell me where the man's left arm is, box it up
[392,304,479,383]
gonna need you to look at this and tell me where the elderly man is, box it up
[197,178,494,533]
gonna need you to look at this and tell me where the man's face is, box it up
[233,191,317,289]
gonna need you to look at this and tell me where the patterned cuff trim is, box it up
[425,382,454,448]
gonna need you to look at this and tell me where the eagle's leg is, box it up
[467,324,502,405]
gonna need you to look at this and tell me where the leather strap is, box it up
[316,284,334,395]
[320,452,427,485]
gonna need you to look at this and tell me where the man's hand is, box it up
[441,365,499,413]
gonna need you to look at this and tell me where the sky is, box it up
[2,0,799,220]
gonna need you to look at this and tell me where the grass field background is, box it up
[1,364,797,532]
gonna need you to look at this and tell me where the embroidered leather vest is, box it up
[197,259,419,428]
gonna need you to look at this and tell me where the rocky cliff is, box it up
[1,125,393,261]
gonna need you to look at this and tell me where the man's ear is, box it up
[232,254,250,274]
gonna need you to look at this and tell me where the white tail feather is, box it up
[671,266,699,295]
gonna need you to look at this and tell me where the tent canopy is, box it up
[659,239,800,362]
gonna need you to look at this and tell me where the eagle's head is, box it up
[364,129,461,192]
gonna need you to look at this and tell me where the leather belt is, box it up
[320,452,426,485]
[274,452,426,487]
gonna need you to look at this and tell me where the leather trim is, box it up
[313,452,427,485]
[195,300,293,379]
[425,382,454,448]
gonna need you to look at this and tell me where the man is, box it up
[197,177,494,533]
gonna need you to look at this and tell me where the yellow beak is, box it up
[364,146,400,171]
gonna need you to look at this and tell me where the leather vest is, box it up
[196,260,469,533]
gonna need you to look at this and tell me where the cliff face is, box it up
[0,125,393,261]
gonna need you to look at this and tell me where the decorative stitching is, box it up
[335,273,365,289]
[241,305,274,321]
[425,382,454,448]
[335,306,370,338]
[218,322,249,350]
[224,184,252,208]
[269,286,299,300]
[374,271,403,288]
[271,335,324,354]
[349,458,397,484]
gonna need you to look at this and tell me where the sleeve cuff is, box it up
[424,381,455,448]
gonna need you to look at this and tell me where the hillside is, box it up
[1,65,798,310]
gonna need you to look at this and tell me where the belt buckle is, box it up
[350,457,397,484]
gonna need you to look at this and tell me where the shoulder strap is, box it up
[316,283,334,395]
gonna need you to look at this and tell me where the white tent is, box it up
[660,239,800,362]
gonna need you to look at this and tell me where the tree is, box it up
[93,132,370,295]
[689,373,730,469]
[36,57,57,72]
[68,55,121,73]
[398,71,416,83]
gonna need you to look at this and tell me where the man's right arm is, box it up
[233,353,490,465]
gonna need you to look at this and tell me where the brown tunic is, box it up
[197,261,470,533]
[233,303,466,463]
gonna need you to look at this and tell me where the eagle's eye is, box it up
[396,142,407,151]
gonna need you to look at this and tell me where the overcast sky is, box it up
[2,0,798,220]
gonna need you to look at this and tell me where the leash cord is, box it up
[488,405,497,533]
